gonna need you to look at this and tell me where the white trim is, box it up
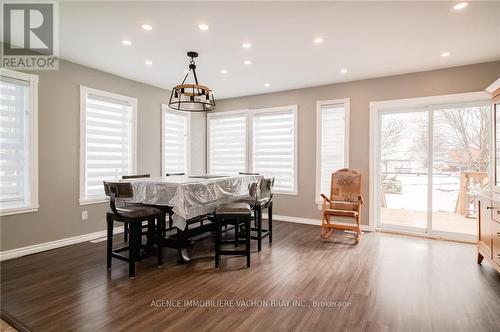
[486,77,500,94]
[315,98,350,205]
[0,207,39,217]
[207,109,249,118]
[0,226,124,262]
[161,104,191,175]
[0,70,39,216]
[79,198,108,206]
[263,213,373,232]
[79,86,138,205]
[0,68,34,82]
[368,102,377,232]
[376,227,476,244]
[370,91,489,111]
[427,109,434,235]
[369,91,490,241]
[207,105,298,195]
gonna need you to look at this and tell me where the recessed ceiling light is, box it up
[145,60,153,65]
[340,69,348,74]
[314,37,324,44]
[122,40,132,46]
[453,2,468,10]
[441,52,451,57]
[244,60,252,65]
[242,43,251,49]
[220,69,228,74]
[198,23,209,31]
[264,83,270,87]
[141,24,152,31]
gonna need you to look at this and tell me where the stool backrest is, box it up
[122,174,150,179]
[103,181,134,198]
[248,181,259,207]
[103,181,134,217]
[259,177,275,205]
[239,172,260,175]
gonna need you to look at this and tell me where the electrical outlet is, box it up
[82,211,88,221]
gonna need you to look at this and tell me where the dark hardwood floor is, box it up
[1,221,500,332]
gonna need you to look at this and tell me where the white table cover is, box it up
[126,174,263,230]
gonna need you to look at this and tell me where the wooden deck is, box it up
[381,208,477,235]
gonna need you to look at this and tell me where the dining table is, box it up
[125,174,263,262]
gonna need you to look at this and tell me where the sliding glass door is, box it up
[379,110,429,233]
[377,102,490,241]
[431,105,490,238]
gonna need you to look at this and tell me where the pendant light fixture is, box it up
[168,51,216,112]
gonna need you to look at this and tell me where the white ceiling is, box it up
[59,1,500,99]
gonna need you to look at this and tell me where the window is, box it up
[207,105,298,194]
[80,86,137,204]
[162,105,190,175]
[0,70,39,216]
[316,99,350,203]
[252,109,296,193]
[208,112,248,175]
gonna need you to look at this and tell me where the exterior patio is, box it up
[380,208,477,235]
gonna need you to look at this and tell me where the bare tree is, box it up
[434,106,489,171]
[381,116,405,160]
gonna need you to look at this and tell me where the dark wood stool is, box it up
[213,203,252,268]
[238,177,275,251]
[104,181,165,278]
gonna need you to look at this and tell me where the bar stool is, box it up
[213,204,252,268]
[238,177,275,251]
[212,182,258,268]
[104,181,165,278]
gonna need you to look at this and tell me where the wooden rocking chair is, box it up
[320,168,363,243]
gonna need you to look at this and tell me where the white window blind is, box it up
[318,102,348,198]
[208,114,247,174]
[81,87,136,203]
[0,76,30,209]
[252,110,296,193]
[163,109,189,175]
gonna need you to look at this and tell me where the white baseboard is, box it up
[0,226,124,262]
[263,213,373,232]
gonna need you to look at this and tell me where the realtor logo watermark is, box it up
[1,1,59,70]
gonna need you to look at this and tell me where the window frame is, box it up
[315,98,350,205]
[206,105,298,195]
[161,104,191,175]
[79,86,138,205]
[0,69,39,217]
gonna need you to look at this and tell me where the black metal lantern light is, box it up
[168,51,216,112]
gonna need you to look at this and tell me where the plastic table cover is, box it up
[126,174,263,230]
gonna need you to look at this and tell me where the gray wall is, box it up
[0,60,206,251]
[216,61,500,224]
